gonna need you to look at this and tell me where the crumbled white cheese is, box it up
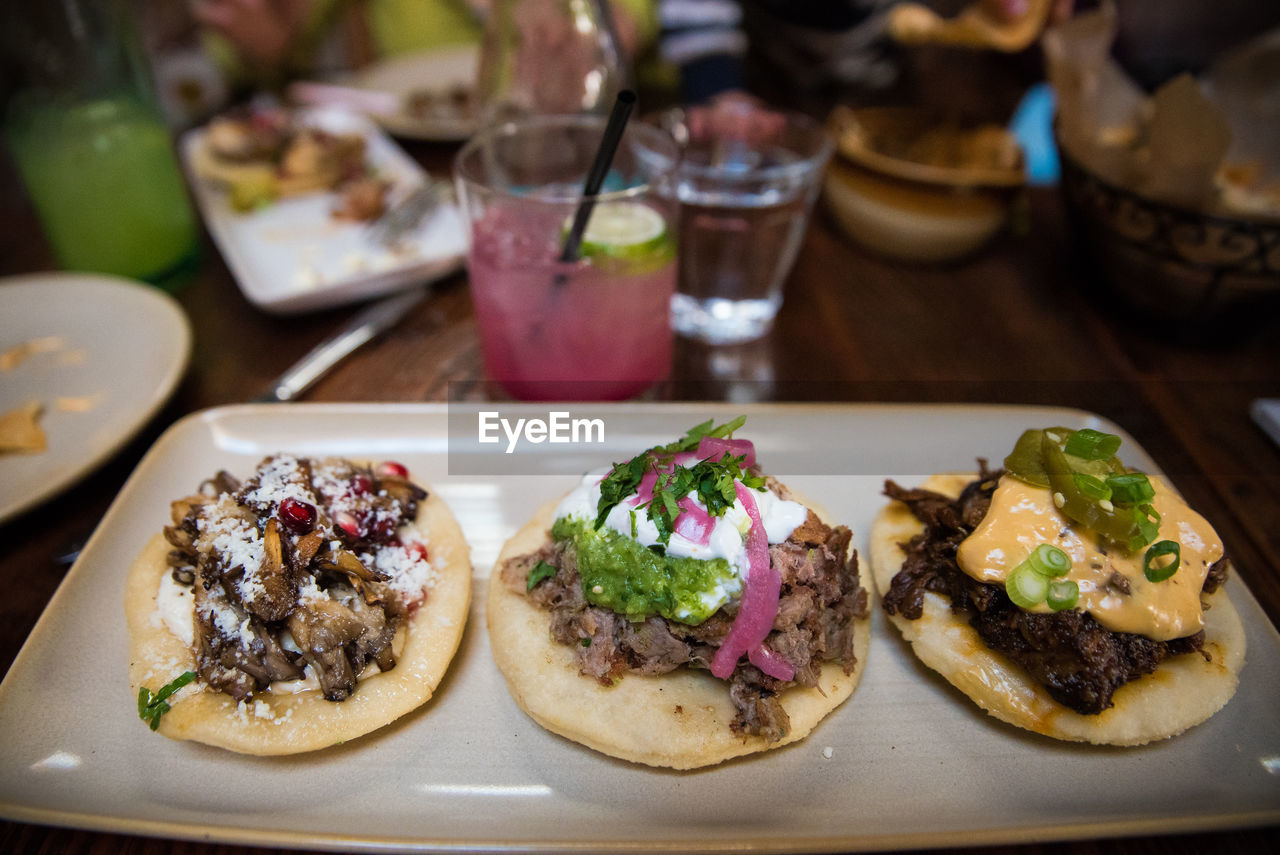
[243,455,312,508]
[296,574,330,607]
[197,494,267,608]
[364,535,437,604]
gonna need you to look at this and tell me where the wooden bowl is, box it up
[824,106,1024,263]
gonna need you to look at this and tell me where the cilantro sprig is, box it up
[664,416,747,454]
[527,560,557,590]
[138,670,196,731]
[593,417,763,546]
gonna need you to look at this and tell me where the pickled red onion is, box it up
[674,496,714,545]
[749,644,795,682]
[632,468,659,507]
[696,436,755,468]
[671,451,703,468]
[710,483,787,680]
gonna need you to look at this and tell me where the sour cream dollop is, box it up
[554,466,809,586]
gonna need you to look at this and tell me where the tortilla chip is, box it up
[126,488,472,755]
[888,0,1052,52]
[869,473,1245,746]
[487,492,871,770]
[0,401,47,454]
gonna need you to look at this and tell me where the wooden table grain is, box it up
[1,128,1277,855]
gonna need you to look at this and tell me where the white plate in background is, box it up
[0,402,1277,851]
[1251,398,1280,449]
[0,273,190,523]
[181,107,467,315]
[346,46,479,141]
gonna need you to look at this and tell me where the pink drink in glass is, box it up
[469,199,675,401]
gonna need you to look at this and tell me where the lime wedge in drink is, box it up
[569,201,674,274]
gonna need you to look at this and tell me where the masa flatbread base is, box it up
[487,495,871,770]
[126,489,472,755]
[869,473,1245,746]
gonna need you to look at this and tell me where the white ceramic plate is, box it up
[0,273,190,524]
[180,107,467,315]
[1,403,1277,851]
[1251,398,1280,449]
[347,46,479,141]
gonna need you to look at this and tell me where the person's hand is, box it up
[686,91,786,147]
[606,2,641,59]
[890,0,1075,51]
[980,0,1074,27]
[192,0,312,69]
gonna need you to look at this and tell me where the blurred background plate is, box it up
[0,273,191,523]
[180,107,467,315]
[345,46,479,141]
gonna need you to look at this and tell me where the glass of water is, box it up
[642,106,834,344]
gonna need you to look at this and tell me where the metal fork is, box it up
[367,180,452,248]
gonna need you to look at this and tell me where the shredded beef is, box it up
[880,466,1226,715]
[499,497,867,743]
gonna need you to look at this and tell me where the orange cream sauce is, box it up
[957,475,1223,640]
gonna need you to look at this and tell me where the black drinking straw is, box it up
[557,89,637,267]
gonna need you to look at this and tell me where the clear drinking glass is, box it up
[475,0,630,127]
[454,115,679,401]
[2,0,200,289]
[643,107,834,344]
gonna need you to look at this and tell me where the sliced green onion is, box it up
[1064,428,1123,461]
[1006,563,1049,609]
[1072,472,1112,502]
[1027,543,1072,577]
[1107,472,1155,506]
[1047,579,1080,611]
[1143,540,1181,582]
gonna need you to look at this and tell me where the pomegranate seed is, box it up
[405,541,429,561]
[366,512,397,541]
[334,510,363,538]
[350,474,373,496]
[376,461,409,479]
[278,498,317,534]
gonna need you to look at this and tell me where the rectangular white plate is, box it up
[180,108,467,315]
[1,403,1278,852]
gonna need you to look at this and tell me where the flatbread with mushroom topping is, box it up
[126,455,471,754]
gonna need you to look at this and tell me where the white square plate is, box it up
[1,403,1277,851]
[344,46,479,142]
[180,109,467,315]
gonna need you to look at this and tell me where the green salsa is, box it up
[551,516,737,625]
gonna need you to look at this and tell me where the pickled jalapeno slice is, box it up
[1043,436,1159,551]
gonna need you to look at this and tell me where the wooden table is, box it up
[1,127,1278,854]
